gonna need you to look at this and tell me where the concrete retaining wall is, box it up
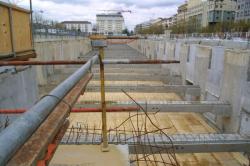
[129,39,250,135]
[34,38,92,85]
[0,37,92,129]
[0,66,39,129]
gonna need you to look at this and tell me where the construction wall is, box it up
[34,37,92,85]
[0,66,38,129]
[129,39,250,136]
[0,37,92,128]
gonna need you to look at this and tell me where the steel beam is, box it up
[78,101,231,116]
[92,74,168,81]
[0,59,179,66]
[0,55,98,165]
[61,133,250,153]
[91,68,162,74]
[86,85,200,96]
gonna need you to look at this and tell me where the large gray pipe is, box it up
[0,55,98,165]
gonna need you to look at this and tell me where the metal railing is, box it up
[170,32,250,41]
[33,24,91,38]
[0,55,98,165]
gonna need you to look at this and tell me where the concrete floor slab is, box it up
[50,145,129,166]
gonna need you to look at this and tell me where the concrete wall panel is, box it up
[34,38,92,85]
[194,45,211,96]
[206,46,225,98]
[0,66,38,109]
[129,38,250,134]
[221,50,250,132]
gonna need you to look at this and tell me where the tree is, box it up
[122,28,130,36]
[137,24,164,35]
[130,30,134,36]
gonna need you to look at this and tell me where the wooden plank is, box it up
[12,9,32,52]
[0,5,11,55]
[0,2,32,60]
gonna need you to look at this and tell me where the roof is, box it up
[96,13,123,17]
[61,21,91,24]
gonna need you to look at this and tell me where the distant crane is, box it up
[98,9,132,14]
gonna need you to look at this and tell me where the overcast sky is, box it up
[2,0,184,30]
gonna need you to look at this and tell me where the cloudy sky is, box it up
[2,0,184,30]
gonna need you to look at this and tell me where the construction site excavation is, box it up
[0,1,250,166]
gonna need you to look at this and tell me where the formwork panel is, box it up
[12,9,32,52]
[0,5,12,55]
[0,1,33,60]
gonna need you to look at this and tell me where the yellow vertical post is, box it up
[89,35,109,152]
[99,47,109,152]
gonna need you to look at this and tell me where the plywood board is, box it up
[0,5,12,55]
[12,9,32,52]
[0,2,32,58]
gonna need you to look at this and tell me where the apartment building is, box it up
[96,13,125,35]
[134,18,170,33]
[187,0,208,28]
[177,3,188,25]
[61,21,92,33]
[235,0,250,21]
[186,0,237,29]
[207,0,237,25]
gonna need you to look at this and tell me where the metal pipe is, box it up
[72,107,139,112]
[0,55,98,165]
[107,36,139,39]
[103,59,180,64]
[0,107,140,114]
[0,59,180,66]
[0,60,88,66]
[0,109,26,114]
[9,73,93,165]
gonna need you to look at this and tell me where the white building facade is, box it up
[235,0,250,21]
[177,3,188,25]
[186,0,237,29]
[96,13,125,35]
[61,21,92,33]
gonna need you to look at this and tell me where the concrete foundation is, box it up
[50,145,129,166]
